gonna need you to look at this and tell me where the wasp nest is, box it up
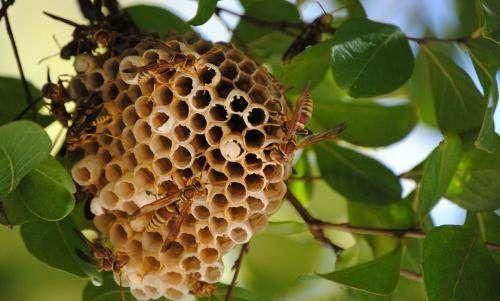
[70,33,290,300]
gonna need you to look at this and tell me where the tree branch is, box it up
[286,192,344,253]
[3,1,35,110]
[225,242,249,301]
[399,269,423,282]
[0,0,13,22]
[320,222,426,239]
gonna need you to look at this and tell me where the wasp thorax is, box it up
[70,33,292,300]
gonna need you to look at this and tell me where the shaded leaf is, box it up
[446,137,500,211]
[320,245,402,295]
[330,19,414,97]
[17,156,75,221]
[420,44,486,133]
[265,221,307,236]
[335,238,375,270]
[315,142,402,204]
[280,39,335,92]
[21,217,99,278]
[416,134,463,220]
[311,71,417,147]
[126,5,191,34]
[465,38,500,152]
[189,0,219,26]
[1,189,31,226]
[0,76,51,126]
[423,225,500,301]
[480,0,500,41]
[0,121,51,196]
[409,51,438,127]
[348,201,415,230]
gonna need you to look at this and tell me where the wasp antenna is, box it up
[43,11,83,27]
[330,5,350,15]
[46,67,52,83]
[315,1,327,15]
[37,53,59,65]
[52,34,62,49]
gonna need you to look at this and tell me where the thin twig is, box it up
[286,192,343,253]
[0,0,14,22]
[399,269,423,282]
[320,222,426,239]
[3,2,35,110]
[407,35,470,44]
[225,242,249,301]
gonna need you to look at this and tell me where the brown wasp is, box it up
[187,273,216,297]
[75,230,130,300]
[282,4,349,63]
[41,69,72,126]
[122,53,197,78]
[268,85,347,163]
[132,175,207,252]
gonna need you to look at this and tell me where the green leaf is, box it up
[335,238,375,270]
[83,272,140,301]
[21,217,99,278]
[17,156,75,221]
[320,245,402,295]
[348,201,415,230]
[232,0,300,64]
[0,76,52,126]
[311,71,417,147]
[416,135,463,220]
[465,38,500,152]
[288,153,313,203]
[126,5,191,34]
[197,283,254,301]
[314,142,402,204]
[1,189,32,226]
[265,221,307,236]
[446,137,500,211]
[280,39,335,92]
[0,121,51,196]
[409,51,438,127]
[420,44,486,133]
[330,19,414,97]
[189,0,219,26]
[423,225,500,301]
[479,0,500,41]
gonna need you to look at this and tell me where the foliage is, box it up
[0,1,499,301]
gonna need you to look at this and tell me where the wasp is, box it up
[41,70,72,126]
[282,4,349,63]
[122,53,197,78]
[75,230,130,300]
[187,273,216,297]
[132,177,207,252]
[268,85,347,163]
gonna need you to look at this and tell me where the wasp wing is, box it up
[285,84,312,140]
[131,190,182,218]
[297,122,347,149]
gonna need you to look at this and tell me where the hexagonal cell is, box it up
[239,59,257,74]
[134,143,154,162]
[85,69,105,90]
[174,75,194,96]
[192,40,213,54]
[135,96,154,118]
[209,216,228,234]
[171,145,194,169]
[235,74,252,92]
[207,126,223,145]
[244,173,265,191]
[203,49,225,66]
[227,114,246,133]
[244,153,263,170]
[199,248,219,264]
[219,60,238,80]
[227,206,248,222]
[249,85,269,104]
[226,182,246,202]
[225,162,244,178]
[123,105,139,127]
[244,129,266,150]
[115,180,135,199]
[150,134,172,155]
[102,82,119,102]
[246,196,265,212]
[225,49,244,63]
[115,91,133,109]
[245,106,267,127]
[104,162,123,182]
[150,110,172,133]
[152,84,174,105]
[198,65,217,85]
[142,231,164,252]
[153,157,173,175]
[208,169,228,185]
[139,76,155,96]
[229,226,250,243]
[216,235,234,253]
[191,134,210,154]
[190,113,207,133]
[103,57,120,79]
[229,94,248,112]
[252,68,270,86]
[193,205,210,220]
[171,99,190,121]
[134,167,156,189]
[211,194,229,212]
[215,78,234,98]
[179,233,198,253]
[109,222,131,246]
[174,124,191,142]
[192,89,212,110]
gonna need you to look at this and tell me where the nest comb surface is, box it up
[70,33,291,300]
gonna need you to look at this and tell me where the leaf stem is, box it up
[0,0,13,21]
[286,192,344,253]
[320,222,426,239]
[399,269,423,282]
[406,35,470,44]
[225,242,249,301]
[3,1,35,110]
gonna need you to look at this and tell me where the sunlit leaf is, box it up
[315,142,402,204]
[126,5,191,35]
[409,51,438,127]
[416,134,463,220]
[189,0,220,26]
[465,38,500,152]
[420,44,486,133]
[17,156,75,221]
[265,221,307,236]
[335,238,374,270]
[21,217,99,278]
[320,245,402,295]
[423,225,500,301]
[446,137,500,211]
[288,153,313,203]
[0,121,51,196]
[330,19,414,97]
[348,201,415,230]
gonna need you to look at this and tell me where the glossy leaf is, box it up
[20,217,99,278]
[416,135,463,220]
[189,0,219,26]
[420,44,485,133]
[465,38,500,152]
[1,189,31,226]
[280,39,335,92]
[0,121,51,196]
[348,201,415,230]
[17,156,75,221]
[311,71,417,147]
[409,51,438,127]
[423,225,500,301]
[0,77,51,126]
[330,19,414,97]
[320,245,402,295]
[446,138,500,211]
[126,5,191,34]
[315,142,402,204]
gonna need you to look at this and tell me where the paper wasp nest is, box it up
[70,33,290,300]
